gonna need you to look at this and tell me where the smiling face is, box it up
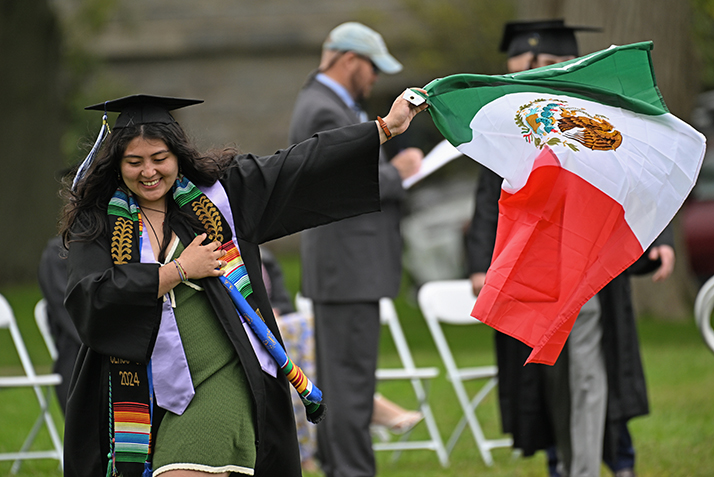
[119,136,179,209]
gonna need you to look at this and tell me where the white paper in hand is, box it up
[402,139,463,189]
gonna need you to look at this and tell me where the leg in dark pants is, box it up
[314,301,380,477]
[604,420,636,476]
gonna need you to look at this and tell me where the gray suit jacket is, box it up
[289,75,405,302]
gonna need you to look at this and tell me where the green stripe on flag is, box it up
[421,42,668,147]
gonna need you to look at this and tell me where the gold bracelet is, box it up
[377,116,392,140]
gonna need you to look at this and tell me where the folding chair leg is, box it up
[465,379,512,454]
[10,387,63,474]
[413,380,449,467]
[374,298,449,468]
[43,412,64,472]
[387,428,411,464]
[446,377,497,454]
[447,377,498,466]
[41,386,64,472]
[11,387,49,473]
[418,280,514,466]
[420,400,449,466]
[11,412,45,473]
[0,294,64,473]
[373,379,450,467]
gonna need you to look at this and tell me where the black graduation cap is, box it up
[72,95,203,190]
[85,94,203,129]
[499,19,601,58]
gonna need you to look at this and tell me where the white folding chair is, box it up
[294,292,313,319]
[0,294,64,473]
[293,294,449,467]
[34,299,58,361]
[695,275,714,355]
[417,279,512,466]
[372,298,448,467]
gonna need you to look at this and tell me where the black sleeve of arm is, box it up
[64,236,162,363]
[378,150,406,202]
[627,223,675,276]
[465,167,502,274]
[222,122,382,243]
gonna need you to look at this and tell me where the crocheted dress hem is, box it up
[153,463,254,476]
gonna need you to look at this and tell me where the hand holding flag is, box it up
[416,42,705,365]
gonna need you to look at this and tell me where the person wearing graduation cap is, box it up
[59,92,426,477]
[464,20,674,477]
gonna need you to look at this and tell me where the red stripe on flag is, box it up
[471,147,643,365]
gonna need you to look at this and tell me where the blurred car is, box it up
[683,91,714,284]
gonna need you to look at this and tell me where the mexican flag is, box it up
[419,41,705,365]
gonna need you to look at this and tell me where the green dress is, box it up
[152,242,256,476]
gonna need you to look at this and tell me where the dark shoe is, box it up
[614,469,635,477]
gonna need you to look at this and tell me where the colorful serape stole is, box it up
[113,402,151,463]
[220,240,253,298]
[106,356,153,477]
[175,176,252,302]
[220,276,325,423]
[107,191,154,477]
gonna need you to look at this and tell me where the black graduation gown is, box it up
[63,123,381,477]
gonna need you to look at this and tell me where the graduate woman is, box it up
[60,92,426,477]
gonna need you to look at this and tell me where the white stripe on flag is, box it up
[457,92,705,248]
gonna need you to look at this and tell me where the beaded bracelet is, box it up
[172,259,188,282]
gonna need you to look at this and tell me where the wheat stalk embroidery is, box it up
[192,196,224,242]
[111,217,134,264]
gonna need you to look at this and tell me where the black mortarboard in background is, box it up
[85,94,203,129]
[500,19,601,58]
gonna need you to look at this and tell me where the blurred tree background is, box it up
[1,1,64,285]
[0,0,117,284]
[693,0,714,90]
[1,0,712,320]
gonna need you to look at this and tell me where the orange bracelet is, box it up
[377,116,392,140]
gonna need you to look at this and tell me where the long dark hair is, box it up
[60,121,236,259]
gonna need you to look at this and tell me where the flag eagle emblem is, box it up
[515,98,623,152]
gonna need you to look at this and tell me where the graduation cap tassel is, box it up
[72,111,111,191]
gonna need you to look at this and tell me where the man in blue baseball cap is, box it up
[315,21,403,104]
[289,21,423,477]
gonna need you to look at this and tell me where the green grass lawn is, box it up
[2,254,714,476]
